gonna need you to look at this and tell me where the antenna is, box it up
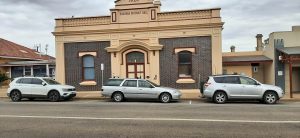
[45,44,49,55]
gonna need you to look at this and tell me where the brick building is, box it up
[53,0,224,94]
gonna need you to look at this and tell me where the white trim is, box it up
[0,115,299,124]
[78,52,97,57]
[9,67,11,78]
[176,79,196,84]
[23,66,25,76]
[79,81,97,86]
[46,64,50,77]
[0,56,43,61]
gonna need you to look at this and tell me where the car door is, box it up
[15,78,31,96]
[239,76,263,99]
[121,80,138,98]
[137,80,159,99]
[222,76,242,98]
[30,78,48,97]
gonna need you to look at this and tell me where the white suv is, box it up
[7,77,76,102]
[203,75,285,104]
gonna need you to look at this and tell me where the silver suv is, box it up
[203,75,284,104]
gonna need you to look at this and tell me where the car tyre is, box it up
[112,92,124,102]
[10,90,22,102]
[263,91,278,104]
[213,91,227,104]
[160,93,171,103]
[48,91,60,102]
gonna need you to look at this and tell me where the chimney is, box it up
[256,34,263,51]
[230,45,236,52]
[292,26,300,32]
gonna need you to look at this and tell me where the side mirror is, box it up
[42,82,47,86]
[149,85,155,88]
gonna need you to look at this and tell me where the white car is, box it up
[7,77,76,102]
[203,75,285,104]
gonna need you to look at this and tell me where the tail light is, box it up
[204,83,211,87]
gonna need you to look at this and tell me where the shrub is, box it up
[0,73,9,86]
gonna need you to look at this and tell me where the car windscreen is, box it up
[105,79,124,86]
[146,80,160,87]
[43,78,61,85]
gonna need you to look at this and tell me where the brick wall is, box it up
[64,41,111,91]
[159,36,212,89]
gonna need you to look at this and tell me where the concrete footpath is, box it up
[1,87,300,101]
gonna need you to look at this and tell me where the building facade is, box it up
[53,0,224,92]
[222,26,300,98]
[264,26,300,98]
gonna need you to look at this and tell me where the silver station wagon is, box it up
[101,79,182,103]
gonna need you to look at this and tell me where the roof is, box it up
[277,47,300,55]
[0,38,54,60]
[223,55,273,64]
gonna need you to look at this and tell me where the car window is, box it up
[43,79,61,85]
[214,77,225,83]
[122,80,137,87]
[223,76,240,84]
[138,80,153,88]
[31,78,43,85]
[105,79,124,86]
[16,78,31,84]
[240,77,257,85]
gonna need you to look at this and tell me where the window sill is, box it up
[176,79,196,84]
[79,81,97,86]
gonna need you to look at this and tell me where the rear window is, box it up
[213,77,225,83]
[16,78,31,84]
[122,80,137,87]
[105,79,124,86]
[213,76,240,84]
[223,76,240,84]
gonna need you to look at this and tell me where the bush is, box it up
[0,73,9,86]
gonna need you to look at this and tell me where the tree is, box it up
[0,73,9,87]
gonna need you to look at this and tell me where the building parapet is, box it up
[157,9,214,21]
[56,16,111,27]
[55,8,221,27]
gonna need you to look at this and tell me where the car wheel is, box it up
[112,92,124,102]
[263,91,278,104]
[10,90,22,102]
[213,91,227,104]
[160,93,171,103]
[48,91,60,102]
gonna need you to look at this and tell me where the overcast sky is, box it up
[0,0,300,57]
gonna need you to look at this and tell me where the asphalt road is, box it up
[0,99,300,138]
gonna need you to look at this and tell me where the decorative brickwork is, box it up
[159,36,212,89]
[64,42,111,91]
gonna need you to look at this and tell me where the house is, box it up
[223,26,300,98]
[0,38,55,84]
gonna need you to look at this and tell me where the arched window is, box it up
[82,55,95,80]
[126,51,145,63]
[178,51,192,78]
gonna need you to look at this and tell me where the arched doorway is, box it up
[126,51,145,79]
